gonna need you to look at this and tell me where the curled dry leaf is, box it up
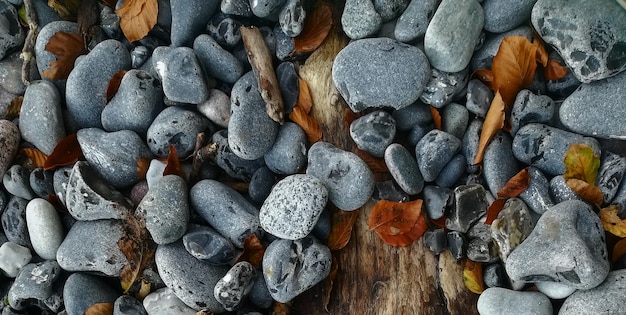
[565,178,603,205]
[563,143,600,184]
[490,36,539,105]
[162,144,184,178]
[292,3,332,54]
[6,96,23,120]
[497,167,531,199]
[430,105,442,130]
[236,234,265,268]
[374,214,428,247]
[484,199,506,226]
[289,105,322,143]
[328,209,360,251]
[118,213,156,295]
[473,90,505,165]
[369,199,428,246]
[83,302,114,315]
[463,259,484,294]
[116,0,158,43]
[297,78,313,114]
[544,59,569,81]
[43,133,83,170]
[106,70,127,102]
[136,157,151,181]
[353,148,388,175]
[612,237,626,263]
[42,31,87,80]
[600,205,626,237]
[20,148,48,168]
[272,301,292,315]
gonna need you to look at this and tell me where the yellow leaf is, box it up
[473,90,505,165]
[599,205,626,237]
[563,143,600,184]
[116,0,158,43]
[565,178,604,205]
[42,31,87,80]
[463,259,484,294]
[48,0,81,20]
[83,303,113,315]
[137,279,151,300]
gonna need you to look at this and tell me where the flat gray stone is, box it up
[441,102,469,139]
[350,110,396,157]
[146,106,211,158]
[264,122,307,175]
[3,165,35,200]
[510,90,555,135]
[415,130,461,182]
[420,68,469,109]
[341,0,382,40]
[0,0,24,60]
[213,261,256,311]
[391,102,433,131]
[466,79,493,118]
[0,52,28,95]
[490,198,534,261]
[1,196,31,248]
[373,0,409,22]
[482,0,537,33]
[63,273,119,315]
[385,143,424,195]
[549,175,582,204]
[7,261,62,312]
[477,287,552,315]
[19,80,65,155]
[394,0,439,42]
[155,47,209,105]
[519,167,554,214]
[559,270,626,315]
[483,131,522,196]
[197,89,231,128]
[446,184,488,233]
[170,0,219,47]
[182,225,236,265]
[193,34,244,84]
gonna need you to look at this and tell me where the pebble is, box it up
[467,238,496,263]
[477,287,552,315]
[545,50,581,98]
[373,180,409,202]
[441,103,469,139]
[470,26,533,72]
[212,130,266,181]
[207,14,243,47]
[512,123,601,176]
[307,141,375,211]
[63,273,119,315]
[25,199,63,260]
[263,237,332,303]
[0,242,31,277]
[7,261,62,312]
[250,0,284,18]
[136,175,189,245]
[147,106,211,158]
[505,200,609,290]
[155,241,229,312]
[170,0,219,47]
[0,120,19,179]
[384,143,424,195]
[20,80,66,155]
[332,38,430,112]
[435,154,465,188]
[78,128,153,188]
[373,0,409,22]
[264,122,307,175]
[559,269,626,314]
[190,180,261,248]
[423,229,446,255]
[182,225,236,265]
[394,0,439,42]
[131,46,150,69]
[341,0,382,40]
[193,34,244,84]
[221,0,253,17]
[408,123,430,146]
[559,71,626,139]
[66,39,130,128]
[312,208,331,240]
[32,0,61,27]
[415,130,462,182]
[0,52,27,95]
[197,89,231,128]
[248,167,276,204]
[229,71,279,160]
[535,281,576,299]
[0,0,24,60]
[597,151,626,205]
[420,68,469,109]
[276,62,299,115]
[101,70,164,135]
[490,198,534,261]
[56,220,126,277]
[28,168,55,198]
[424,0,483,72]
[482,0,537,33]
[350,110,396,157]
[483,131,522,196]
[279,0,306,37]
[3,165,35,200]
[510,90,555,135]
[1,196,31,248]
[391,102,433,131]
[446,184,488,233]
[154,47,209,104]
[483,263,508,288]
[549,175,582,204]
[143,287,196,315]
[465,80,493,118]
[423,185,451,220]
[531,0,626,83]
[519,167,554,214]
[213,261,256,311]
[260,174,328,240]
[447,231,466,260]
[249,273,273,309]
[113,295,147,315]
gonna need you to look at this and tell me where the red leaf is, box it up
[430,105,442,130]
[292,3,332,53]
[374,214,428,247]
[162,145,184,178]
[43,133,83,170]
[106,70,127,102]
[328,209,360,251]
[289,105,322,143]
[237,234,265,268]
[42,32,87,80]
[485,199,506,225]
[136,157,150,181]
[430,216,447,229]
[497,167,530,198]
[369,199,423,235]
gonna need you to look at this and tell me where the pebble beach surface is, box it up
[1,0,626,314]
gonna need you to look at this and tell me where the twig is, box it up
[21,0,38,86]
[240,26,285,124]
[189,132,207,184]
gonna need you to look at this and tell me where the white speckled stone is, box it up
[26,198,64,260]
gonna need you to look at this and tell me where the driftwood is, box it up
[21,0,38,86]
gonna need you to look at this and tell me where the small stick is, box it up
[240,26,285,124]
[21,0,38,86]
[189,132,207,184]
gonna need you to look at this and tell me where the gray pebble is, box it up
[447,231,466,260]
[25,198,64,260]
[384,143,424,195]
[147,106,211,158]
[182,225,236,265]
[545,50,581,98]
[264,122,307,175]
[248,167,276,204]
[276,62,298,115]
[3,165,35,200]
[1,196,31,248]
[207,15,243,48]
[535,281,576,299]
[63,273,119,315]
[7,261,62,312]
[483,263,508,288]
[212,130,266,181]
[467,238,497,263]
[441,102,468,139]
[213,261,256,311]
[394,0,439,42]
[197,89,231,128]
[31,0,61,28]
[130,46,149,69]
[423,228,446,255]
[221,0,253,17]
[0,0,24,60]
[251,0,285,18]
[391,102,432,131]
[559,270,626,314]
[465,79,493,118]
[279,0,306,37]
[28,168,54,198]
[483,131,522,196]
[341,0,382,40]
[435,154,465,188]
[52,166,72,207]
[597,151,626,205]
[519,167,554,215]
[170,0,219,47]
[350,110,396,157]
[0,241,31,277]
[0,120,20,179]
[373,0,409,22]
[482,0,537,33]
[113,295,147,315]
[0,52,27,95]
[415,129,461,182]
[155,47,209,104]
[549,175,582,203]
[274,25,295,60]
[312,208,331,240]
[477,287,552,315]
[420,68,469,109]
[446,184,488,233]
[408,122,434,147]
[34,21,78,83]
[423,185,451,220]
[142,287,197,315]
[249,273,273,309]
[194,34,244,84]
[490,198,534,261]
[510,90,555,135]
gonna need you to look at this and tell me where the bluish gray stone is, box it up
[274,25,294,60]
[483,131,522,196]
[482,0,537,33]
[263,237,331,303]
[519,167,554,215]
[441,102,469,139]
[147,106,211,158]
[446,184,488,233]
[207,14,243,47]
[597,151,626,205]
[3,165,35,200]
[260,174,328,240]
[212,130,266,181]
[182,225,236,265]
[350,110,396,157]
[307,141,375,211]
[66,39,130,128]
[484,263,508,288]
[490,198,534,261]
[29,168,55,198]
[101,70,164,135]
[155,241,229,312]
[423,228,446,255]
[276,62,298,115]
[415,130,462,182]
[25,198,64,260]
[170,0,219,47]
[465,79,493,118]
[341,0,382,40]
[213,261,256,311]
[394,0,439,42]
[250,0,285,18]
[549,175,582,204]
[424,0,483,72]
[248,167,275,204]
[373,0,409,21]
[391,102,432,131]
[249,273,272,309]
[131,46,149,69]
[384,143,424,195]
[546,50,581,98]
[407,122,434,147]
[190,180,261,248]
[279,0,305,37]
[34,21,78,81]
[197,89,231,128]
[7,261,62,312]
[332,38,430,112]
[264,122,307,175]
[420,68,469,109]
[0,0,24,60]
[193,34,244,84]
[467,238,497,263]
[447,230,466,260]
[155,47,209,104]
[423,185,451,220]
[510,90,555,135]
[312,208,331,240]
[1,196,31,248]
[0,52,28,95]
[470,26,533,72]
[0,120,19,179]
[512,123,601,176]
[0,242,31,277]
[535,281,576,299]
[477,288,552,315]
[435,154,465,188]
[78,128,153,188]
[142,287,197,315]
[100,5,121,39]
[505,200,609,290]
[32,0,61,28]
[531,0,626,82]
[113,295,147,315]
[221,0,252,17]
[63,273,118,315]
[559,270,626,314]
[52,166,72,207]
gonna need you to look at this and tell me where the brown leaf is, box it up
[430,216,447,229]
[322,256,339,312]
[118,214,156,295]
[77,0,100,46]
[491,36,539,105]
[566,178,604,205]
[532,34,549,67]
[612,237,626,263]
[328,209,360,251]
[374,214,428,247]
[6,96,23,120]
[369,199,423,235]
[224,181,250,192]
[292,3,332,53]
[353,148,388,174]
[289,105,322,143]
[43,133,83,170]
[116,0,158,43]
[497,167,530,198]
[544,59,568,81]
[101,0,118,8]
[473,90,506,165]
[272,301,292,315]
[136,157,151,181]
[162,145,185,178]
[106,70,127,102]
[83,302,114,315]
[297,78,313,114]
[484,199,506,225]
[48,0,81,20]
[430,105,442,130]
[563,143,601,184]
[463,259,484,294]
[20,148,48,168]
[236,234,265,268]
[42,32,87,80]
[600,205,626,237]
[473,69,494,90]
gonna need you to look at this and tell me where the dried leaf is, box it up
[532,34,549,67]
[484,199,506,225]
[600,205,626,237]
[612,237,626,263]
[102,0,118,8]
[430,105,442,130]
[6,96,23,120]
[289,105,322,143]
[563,143,601,184]
[565,178,604,205]
[354,148,388,174]
[497,167,530,198]
[48,0,81,20]
[297,78,313,114]
[42,32,87,80]
[43,133,83,170]
[463,259,484,294]
[322,256,339,312]
[272,301,292,315]
[106,70,127,102]
[162,145,184,178]
[473,69,494,90]
[83,303,114,315]
[77,0,100,46]
[20,148,48,168]
[224,181,250,192]
[116,0,158,43]
[490,36,539,105]
[374,214,428,247]
[544,59,568,81]
[118,214,156,294]
[137,157,151,181]
[369,199,423,235]
[328,209,360,251]
[137,279,151,300]
[292,3,332,53]
[473,91,506,164]
[430,216,447,229]
[236,234,265,267]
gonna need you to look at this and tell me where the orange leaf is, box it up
[136,157,151,181]
[473,90,506,165]
[532,34,549,67]
[473,69,495,90]
[484,199,506,225]
[369,199,423,235]
[6,96,23,120]
[353,148,388,174]
[236,234,265,268]
[463,259,485,294]
[600,205,626,238]
[292,3,332,53]
[343,108,363,131]
[430,216,447,229]
[116,0,158,43]
[491,36,539,105]
[43,133,83,170]
[162,145,184,178]
[328,209,360,251]
[563,143,601,184]
[612,238,626,263]
[544,59,568,81]
[374,214,428,247]
[297,78,313,114]
[42,31,87,80]
[83,303,114,315]
[566,178,604,205]
[289,105,322,143]
[497,167,530,198]
[20,148,48,168]
[430,105,442,130]
[106,70,127,102]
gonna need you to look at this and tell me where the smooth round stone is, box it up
[34,21,78,80]
[276,62,298,114]
[519,167,554,215]
[190,180,261,248]
[423,229,447,255]
[156,241,229,312]
[63,273,119,315]
[373,180,409,202]
[279,0,305,37]
[212,130,266,181]
[415,130,462,182]
[510,90,555,135]
[434,154,465,188]
[221,0,253,17]
[229,71,279,160]
[341,0,382,40]
[155,47,209,104]
[248,167,276,204]
[424,0,483,72]
[182,225,236,265]
[1,196,31,248]
[101,70,164,135]
[373,0,409,21]
[29,168,55,198]
[170,0,219,47]
[78,128,153,188]
[7,261,62,312]
[559,270,626,314]
[483,131,522,196]
[505,200,609,290]
[263,237,332,303]
[549,175,582,204]
[113,295,147,315]
[423,185,451,220]
[447,231,466,260]
[214,261,256,311]
[193,34,244,84]
[512,123,601,176]
[482,0,537,33]
[66,39,130,129]
[249,273,272,309]
[394,0,439,42]
[391,102,433,131]
[147,106,211,158]
[597,151,626,205]
[446,184,488,233]
[56,220,126,277]
[250,0,284,17]
[0,242,31,277]
[207,14,243,47]
[469,26,533,72]
[20,80,65,155]
[466,79,493,118]
[0,52,27,95]
[274,24,294,60]
[0,119,19,179]
[3,165,36,200]
[332,38,430,112]
[264,122,307,175]
[535,281,575,299]
[25,199,63,260]
[384,143,424,195]
[197,89,231,128]
[477,287,552,315]
[350,110,396,157]
[420,68,469,109]
[143,287,197,315]
[441,102,469,139]
[0,0,24,60]
[490,198,534,261]
[260,174,328,240]
[307,142,375,211]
